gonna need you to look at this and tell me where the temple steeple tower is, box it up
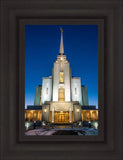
[59,27,64,55]
[56,27,68,63]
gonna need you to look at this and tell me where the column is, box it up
[69,107,72,123]
[52,107,54,123]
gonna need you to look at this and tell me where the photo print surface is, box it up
[25,25,98,135]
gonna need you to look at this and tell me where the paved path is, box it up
[25,127,98,135]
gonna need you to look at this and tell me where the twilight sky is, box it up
[25,25,98,108]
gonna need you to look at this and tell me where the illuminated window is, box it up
[39,99,41,105]
[40,89,42,97]
[39,89,42,105]
[58,88,65,101]
[60,63,63,71]
[59,63,64,83]
[60,72,64,83]
[75,88,77,95]
[46,88,48,94]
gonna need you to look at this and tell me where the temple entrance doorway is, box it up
[54,111,69,123]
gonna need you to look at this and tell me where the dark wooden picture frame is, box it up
[0,0,122,160]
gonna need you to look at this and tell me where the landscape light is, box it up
[93,122,98,129]
[25,122,29,130]
[77,109,80,112]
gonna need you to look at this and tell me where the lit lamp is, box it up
[25,122,29,130]
[44,109,47,113]
[76,109,80,112]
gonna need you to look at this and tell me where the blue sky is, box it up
[25,25,98,108]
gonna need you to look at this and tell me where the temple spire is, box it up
[59,27,64,54]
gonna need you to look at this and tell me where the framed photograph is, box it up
[1,0,122,160]
[25,25,99,136]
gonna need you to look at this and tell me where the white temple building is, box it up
[25,28,98,124]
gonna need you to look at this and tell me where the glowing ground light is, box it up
[76,109,80,112]
[25,122,29,130]
[93,122,98,129]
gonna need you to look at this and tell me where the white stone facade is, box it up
[71,78,82,105]
[41,77,52,104]
[52,62,60,101]
[52,61,71,102]
[63,62,71,101]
